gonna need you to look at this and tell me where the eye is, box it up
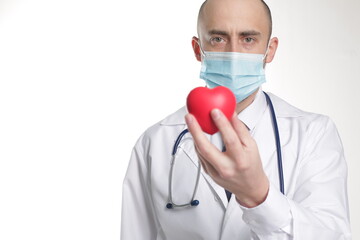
[213,37,223,42]
[244,37,254,43]
[210,37,225,44]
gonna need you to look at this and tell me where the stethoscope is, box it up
[166,92,284,209]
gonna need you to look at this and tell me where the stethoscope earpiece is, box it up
[190,200,199,206]
[166,200,199,209]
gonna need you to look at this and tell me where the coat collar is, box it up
[160,106,187,126]
[160,89,306,127]
[161,88,266,129]
[238,88,267,132]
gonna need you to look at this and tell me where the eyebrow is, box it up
[208,29,229,36]
[208,29,261,37]
[239,30,261,37]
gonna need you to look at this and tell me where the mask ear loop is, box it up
[195,39,206,58]
[263,40,271,60]
[263,39,271,68]
[195,39,210,88]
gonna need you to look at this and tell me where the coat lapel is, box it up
[180,132,229,209]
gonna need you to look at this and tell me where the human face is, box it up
[192,0,278,63]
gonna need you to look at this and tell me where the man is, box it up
[121,0,351,239]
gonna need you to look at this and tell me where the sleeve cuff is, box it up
[239,182,292,235]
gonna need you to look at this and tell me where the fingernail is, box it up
[211,109,221,120]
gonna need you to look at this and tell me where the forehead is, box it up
[199,0,269,37]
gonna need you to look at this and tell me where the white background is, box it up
[0,0,359,239]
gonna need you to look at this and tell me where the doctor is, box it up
[121,0,351,239]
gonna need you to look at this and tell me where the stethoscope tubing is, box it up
[167,129,201,209]
[167,91,284,209]
[264,92,285,194]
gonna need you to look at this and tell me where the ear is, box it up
[192,36,202,62]
[264,37,279,64]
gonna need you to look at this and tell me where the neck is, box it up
[235,88,259,114]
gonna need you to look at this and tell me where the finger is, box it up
[200,157,219,178]
[185,113,222,159]
[185,113,224,170]
[194,145,209,174]
[231,113,252,146]
[196,146,219,178]
[211,109,242,153]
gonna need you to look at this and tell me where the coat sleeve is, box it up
[239,117,351,239]
[121,134,160,240]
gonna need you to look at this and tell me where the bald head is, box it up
[197,0,272,41]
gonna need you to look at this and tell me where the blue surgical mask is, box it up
[200,51,267,102]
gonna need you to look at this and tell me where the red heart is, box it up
[186,86,236,134]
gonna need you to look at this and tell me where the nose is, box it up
[226,40,241,53]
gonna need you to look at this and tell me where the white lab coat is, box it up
[121,91,351,240]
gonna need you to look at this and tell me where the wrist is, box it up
[235,178,269,208]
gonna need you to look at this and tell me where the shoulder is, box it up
[267,92,330,123]
[267,92,338,142]
[136,106,188,147]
